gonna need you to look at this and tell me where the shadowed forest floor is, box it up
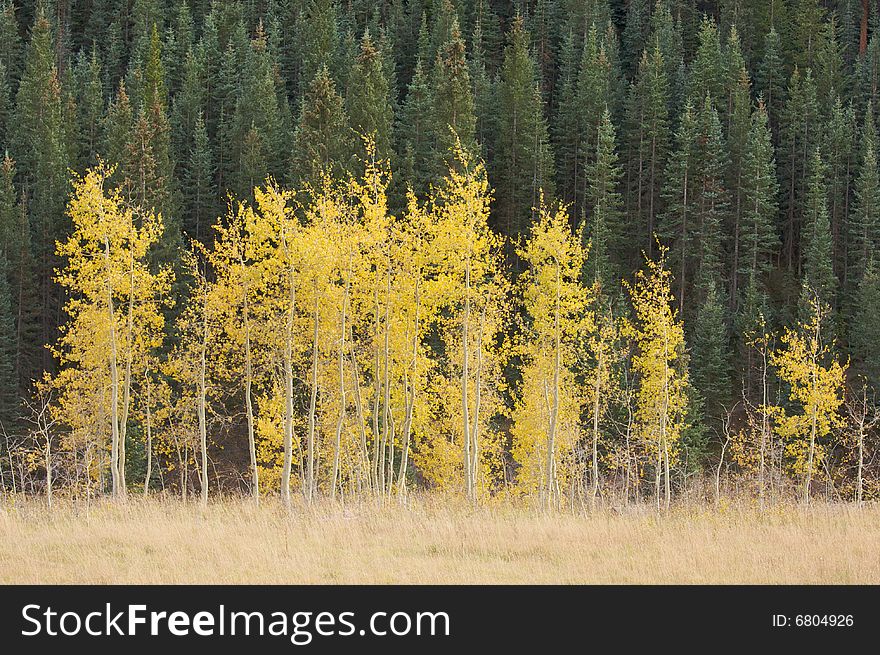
[1,497,877,584]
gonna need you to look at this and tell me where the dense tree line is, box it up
[0,0,878,507]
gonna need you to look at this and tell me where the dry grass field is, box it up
[1,496,878,584]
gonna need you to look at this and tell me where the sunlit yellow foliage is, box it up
[511,197,593,506]
[52,163,172,493]
[623,246,689,508]
[769,294,846,499]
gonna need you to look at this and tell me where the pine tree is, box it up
[493,16,554,246]
[801,148,838,311]
[661,96,730,315]
[429,18,476,179]
[848,101,880,304]
[225,22,287,201]
[347,30,394,164]
[12,8,71,374]
[626,46,670,261]
[399,57,433,198]
[73,49,105,169]
[851,258,880,389]
[822,97,855,286]
[298,0,340,94]
[0,250,17,430]
[584,108,623,288]
[727,65,752,308]
[621,0,650,77]
[738,100,780,296]
[689,16,725,110]
[690,277,731,424]
[756,27,786,135]
[0,0,21,88]
[186,113,216,244]
[780,67,819,269]
[555,24,612,216]
[292,65,351,190]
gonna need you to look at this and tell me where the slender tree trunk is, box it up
[759,347,769,510]
[591,351,601,507]
[331,268,350,500]
[470,304,485,498]
[242,280,258,503]
[371,286,382,496]
[118,236,135,493]
[104,235,122,497]
[144,377,152,495]
[282,255,296,511]
[382,268,392,498]
[462,260,473,501]
[198,287,209,508]
[805,402,817,506]
[44,430,51,509]
[397,282,420,502]
[349,332,371,493]
[306,292,320,503]
[545,263,561,509]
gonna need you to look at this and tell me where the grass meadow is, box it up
[1,495,877,584]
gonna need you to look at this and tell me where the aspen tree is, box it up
[770,293,846,504]
[170,246,214,506]
[297,174,344,502]
[209,201,268,501]
[253,182,299,509]
[54,164,172,498]
[422,142,504,500]
[624,247,689,510]
[513,197,592,508]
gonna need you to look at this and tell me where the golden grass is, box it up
[0,495,877,584]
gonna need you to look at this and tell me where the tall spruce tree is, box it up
[848,101,880,306]
[584,107,623,289]
[801,148,838,311]
[292,65,351,189]
[429,18,476,178]
[347,30,395,165]
[626,45,670,262]
[493,16,554,245]
[780,67,819,270]
[12,8,71,374]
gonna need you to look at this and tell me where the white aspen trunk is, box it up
[858,418,865,506]
[44,431,51,509]
[118,233,135,493]
[545,263,561,509]
[198,286,209,508]
[282,255,296,511]
[144,377,152,495]
[397,282,420,501]
[759,347,768,510]
[331,269,349,500]
[462,260,472,501]
[805,401,817,505]
[349,333,371,493]
[470,304,485,498]
[242,278,258,503]
[371,286,382,495]
[591,352,602,507]
[104,235,122,497]
[306,292,320,503]
[382,268,392,499]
